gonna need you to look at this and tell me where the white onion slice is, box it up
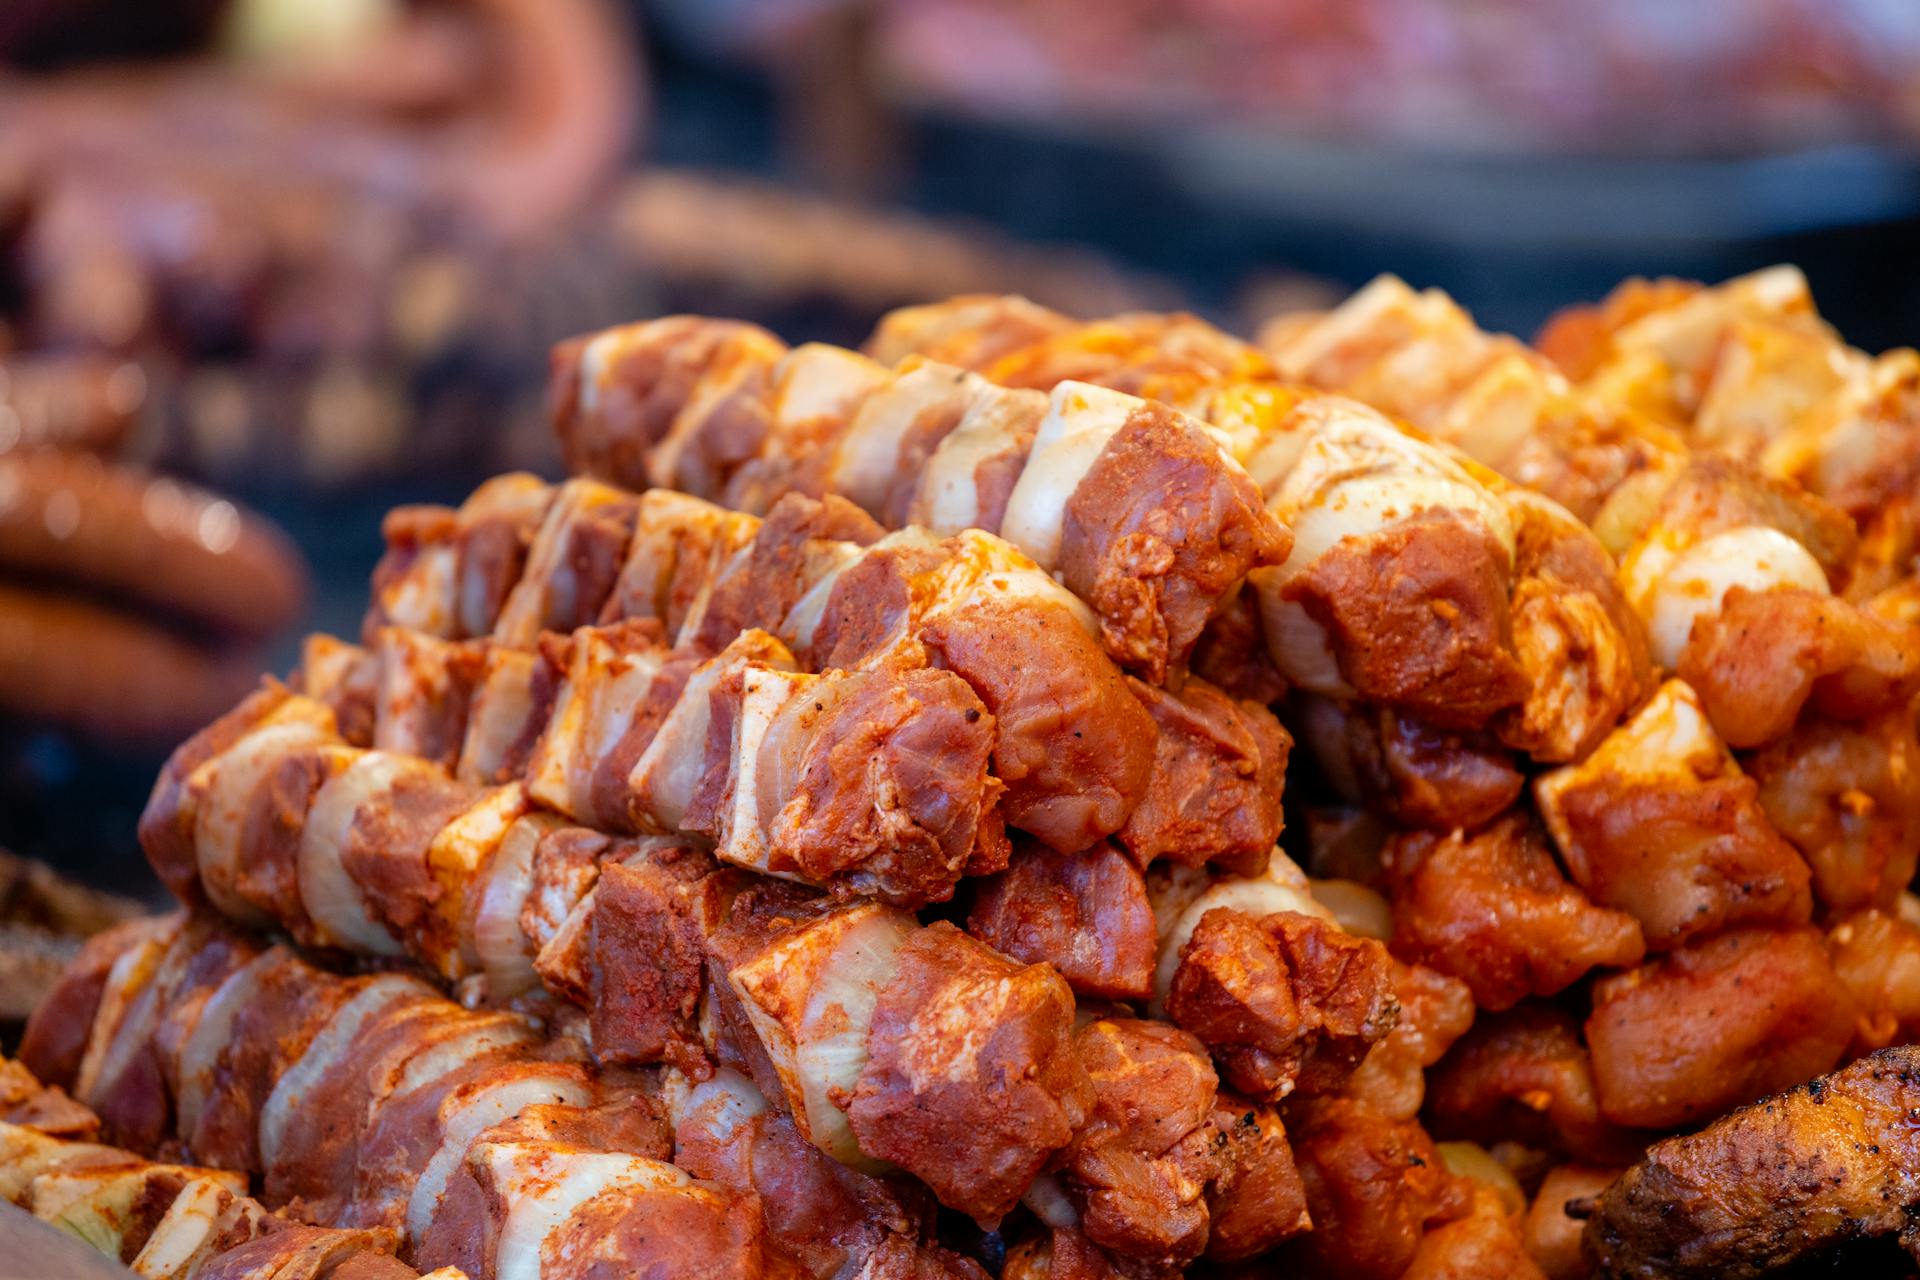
[525,628,667,825]
[32,1164,244,1245]
[574,325,631,419]
[472,815,561,1000]
[728,901,914,1169]
[912,396,1034,535]
[1309,879,1394,941]
[483,1144,688,1280]
[771,344,888,431]
[627,655,729,833]
[921,529,1100,640]
[0,1126,123,1204]
[1253,579,1352,698]
[385,1012,536,1100]
[72,929,172,1109]
[457,648,540,786]
[424,786,530,977]
[405,1070,591,1242]
[776,541,869,657]
[174,950,278,1137]
[646,332,786,493]
[712,667,807,879]
[381,544,458,637]
[1609,264,1810,377]
[1626,524,1829,670]
[999,381,1137,570]
[1268,274,1426,385]
[828,362,972,515]
[666,1066,768,1142]
[127,1174,233,1278]
[298,751,432,956]
[492,480,628,648]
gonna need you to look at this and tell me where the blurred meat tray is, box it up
[0,848,140,1024]
[0,0,639,487]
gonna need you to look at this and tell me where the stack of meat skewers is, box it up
[14,267,1920,1280]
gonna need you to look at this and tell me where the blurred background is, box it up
[5,0,1920,908]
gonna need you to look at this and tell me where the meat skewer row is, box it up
[546,316,1656,772]
[16,914,980,1280]
[549,321,1293,683]
[1253,273,1682,523]
[923,287,1920,904]
[545,326,1666,890]
[312,610,1348,1037]
[1271,270,1876,645]
[1258,274,1920,738]
[364,478,1155,857]
[303,601,1285,904]
[11,901,1559,1280]
[871,290,1914,781]
[364,476,1290,863]
[139,629,1423,1266]
[157,629,1266,1035]
[0,1056,461,1280]
[131,659,1379,1258]
[874,305,1674,780]
[861,299,1658,747]
[28,876,1354,1272]
[891,289,1917,744]
[144,627,1002,1017]
[1535,265,1920,557]
[406,618,1005,909]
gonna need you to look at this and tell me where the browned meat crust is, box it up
[1546,755,1813,952]
[1748,709,1920,913]
[1060,1017,1221,1267]
[1281,1097,1470,1280]
[1293,695,1524,834]
[1585,1045,1920,1279]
